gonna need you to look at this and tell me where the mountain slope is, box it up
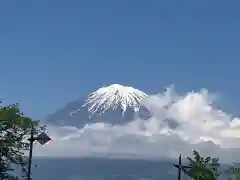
[45,84,149,128]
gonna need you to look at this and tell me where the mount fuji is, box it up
[45,84,151,128]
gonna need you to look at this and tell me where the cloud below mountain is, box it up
[33,86,240,163]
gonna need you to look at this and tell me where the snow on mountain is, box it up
[71,84,148,116]
[45,84,149,128]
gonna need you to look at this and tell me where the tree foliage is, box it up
[183,150,220,180]
[0,103,45,180]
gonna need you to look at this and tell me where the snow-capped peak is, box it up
[82,84,148,116]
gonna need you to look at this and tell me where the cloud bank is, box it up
[33,87,240,163]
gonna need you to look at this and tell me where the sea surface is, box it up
[13,157,239,180]
[28,157,190,180]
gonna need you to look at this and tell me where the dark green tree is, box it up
[183,150,220,180]
[0,103,45,180]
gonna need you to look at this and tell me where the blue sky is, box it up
[0,0,239,119]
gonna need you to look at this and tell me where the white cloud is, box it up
[33,86,240,163]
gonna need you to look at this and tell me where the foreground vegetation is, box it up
[0,103,44,180]
[182,150,220,180]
